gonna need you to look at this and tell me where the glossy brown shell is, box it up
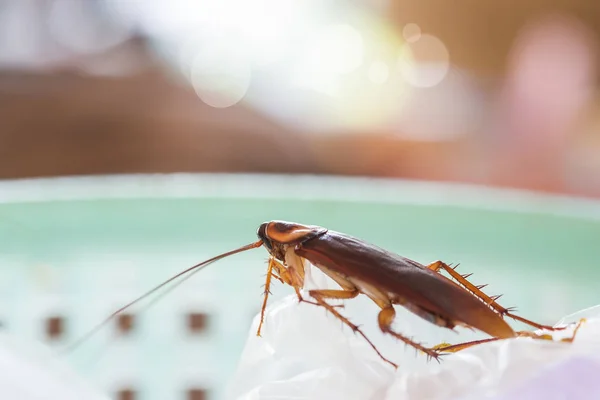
[295,229,515,339]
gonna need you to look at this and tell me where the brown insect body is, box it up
[255,221,580,367]
[294,228,515,339]
[259,220,514,338]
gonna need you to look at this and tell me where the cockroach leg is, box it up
[426,261,510,315]
[306,290,398,369]
[378,305,442,362]
[293,286,305,303]
[503,311,569,332]
[341,275,444,362]
[257,257,308,335]
[433,318,586,353]
[559,317,586,342]
[431,337,499,353]
[515,317,586,344]
[270,258,293,284]
[427,260,567,332]
[305,288,359,311]
[257,257,280,336]
[308,289,359,301]
[258,256,348,336]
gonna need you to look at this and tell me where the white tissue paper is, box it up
[226,264,600,400]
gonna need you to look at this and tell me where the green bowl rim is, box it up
[0,173,598,221]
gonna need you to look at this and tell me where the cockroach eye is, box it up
[263,240,273,251]
[256,223,273,251]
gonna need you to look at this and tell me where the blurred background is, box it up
[1,1,600,400]
[1,0,600,196]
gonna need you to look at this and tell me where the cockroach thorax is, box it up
[257,221,327,249]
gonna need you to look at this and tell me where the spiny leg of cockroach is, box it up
[257,257,302,336]
[303,289,398,369]
[426,260,568,332]
[257,257,280,337]
[304,270,443,365]
[256,257,343,337]
[377,304,443,363]
[256,255,395,365]
[433,317,587,354]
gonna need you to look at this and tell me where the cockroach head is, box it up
[257,220,327,260]
[257,221,284,260]
[257,222,274,251]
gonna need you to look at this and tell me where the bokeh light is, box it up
[291,23,365,97]
[398,33,450,88]
[318,24,365,75]
[402,23,422,43]
[367,60,390,85]
[502,14,596,143]
[48,0,132,55]
[189,40,252,108]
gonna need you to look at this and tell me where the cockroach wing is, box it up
[295,231,515,339]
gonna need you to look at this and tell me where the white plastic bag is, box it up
[226,265,600,400]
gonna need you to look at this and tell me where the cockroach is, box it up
[63,221,584,368]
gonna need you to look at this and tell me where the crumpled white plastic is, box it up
[226,265,600,400]
[0,332,109,400]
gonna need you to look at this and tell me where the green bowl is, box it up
[0,173,598,400]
